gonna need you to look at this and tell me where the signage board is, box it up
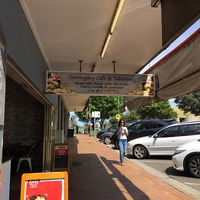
[115,114,121,120]
[53,143,70,172]
[0,23,6,200]
[92,111,100,118]
[0,26,6,126]
[20,172,68,200]
[46,71,155,96]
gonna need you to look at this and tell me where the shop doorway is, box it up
[3,76,45,199]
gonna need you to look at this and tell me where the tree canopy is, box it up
[76,96,123,125]
[109,110,139,124]
[175,91,200,116]
[136,101,177,119]
[109,100,177,124]
[76,98,177,125]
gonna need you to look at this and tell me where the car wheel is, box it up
[187,155,200,178]
[133,145,147,159]
[104,136,111,145]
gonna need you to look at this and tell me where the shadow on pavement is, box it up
[69,153,150,200]
[165,166,191,177]
[100,156,150,200]
[126,154,172,160]
[149,155,172,160]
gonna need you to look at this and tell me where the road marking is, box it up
[141,160,172,164]
[184,182,200,186]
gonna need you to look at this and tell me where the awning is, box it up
[125,27,200,109]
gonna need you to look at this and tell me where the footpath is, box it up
[69,135,198,200]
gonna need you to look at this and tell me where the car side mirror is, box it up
[153,134,158,138]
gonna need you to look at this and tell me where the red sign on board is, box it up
[25,179,63,200]
[55,146,68,156]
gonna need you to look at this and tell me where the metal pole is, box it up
[112,61,116,73]
[79,60,83,72]
[94,117,96,133]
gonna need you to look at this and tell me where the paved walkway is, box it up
[69,135,196,200]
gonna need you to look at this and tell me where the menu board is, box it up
[20,172,68,200]
[54,144,70,171]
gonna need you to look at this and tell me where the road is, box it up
[131,156,200,191]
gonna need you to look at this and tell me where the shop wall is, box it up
[4,77,44,145]
[0,0,58,108]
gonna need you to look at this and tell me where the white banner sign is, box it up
[92,111,100,118]
[0,51,5,126]
[46,71,155,96]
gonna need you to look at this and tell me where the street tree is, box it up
[136,101,177,119]
[76,96,123,128]
[175,91,200,116]
[109,110,139,124]
[109,101,177,125]
[75,111,87,122]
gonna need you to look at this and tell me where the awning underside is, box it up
[125,30,200,109]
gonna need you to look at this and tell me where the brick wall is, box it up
[4,77,44,145]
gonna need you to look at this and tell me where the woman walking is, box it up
[116,119,129,165]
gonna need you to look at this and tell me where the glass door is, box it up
[43,105,57,171]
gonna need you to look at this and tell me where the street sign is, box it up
[92,111,100,118]
[115,114,121,120]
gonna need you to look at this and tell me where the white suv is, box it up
[172,139,200,178]
[127,121,200,159]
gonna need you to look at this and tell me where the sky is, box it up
[168,98,177,107]
[139,18,200,74]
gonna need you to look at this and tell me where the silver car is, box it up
[127,121,200,159]
[172,139,200,178]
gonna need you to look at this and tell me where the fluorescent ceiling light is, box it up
[111,0,125,33]
[101,0,125,58]
[101,34,112,58]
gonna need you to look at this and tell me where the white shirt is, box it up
[117,127,128,140]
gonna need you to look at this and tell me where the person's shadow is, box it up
[100,156,150,200]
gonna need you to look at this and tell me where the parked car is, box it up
[161,119,178,125]
[100,122,134,145]
[96,124,118,139]
[101,119,169,146]
[172,139,200,178]
[127,121,200,159]
[112,119,170,147]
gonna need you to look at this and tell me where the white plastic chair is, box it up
[16,144,36,172]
